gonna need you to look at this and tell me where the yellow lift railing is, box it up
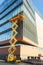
[7,14,24,62]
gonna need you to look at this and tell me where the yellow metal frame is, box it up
[7,15,24,62]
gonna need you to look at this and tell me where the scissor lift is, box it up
[7,14,24,62]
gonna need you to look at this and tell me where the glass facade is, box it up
[23,0,36,25]
[23,0,38,43]
[0,0,38,44]
[0,22,12,32]
[23,13,38,43]
[0,0,23,41]
[0,31,12,41]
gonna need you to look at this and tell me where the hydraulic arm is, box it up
[7,14,24,62]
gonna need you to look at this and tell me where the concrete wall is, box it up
[20,45,43,60]
[35,12,43,48]
[0,46,20,56]
[0,45,43,60]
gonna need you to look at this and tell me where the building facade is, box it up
[35,12,43,48]
[0,0,38,59]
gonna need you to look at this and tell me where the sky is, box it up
[33,0,43,18]
[0,0,43,18]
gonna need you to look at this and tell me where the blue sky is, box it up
[33,0,43,18]
[0,0,43,18]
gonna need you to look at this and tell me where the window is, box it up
[0,22,12,32]
[0,5,23,24]
[0,31,12,41]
